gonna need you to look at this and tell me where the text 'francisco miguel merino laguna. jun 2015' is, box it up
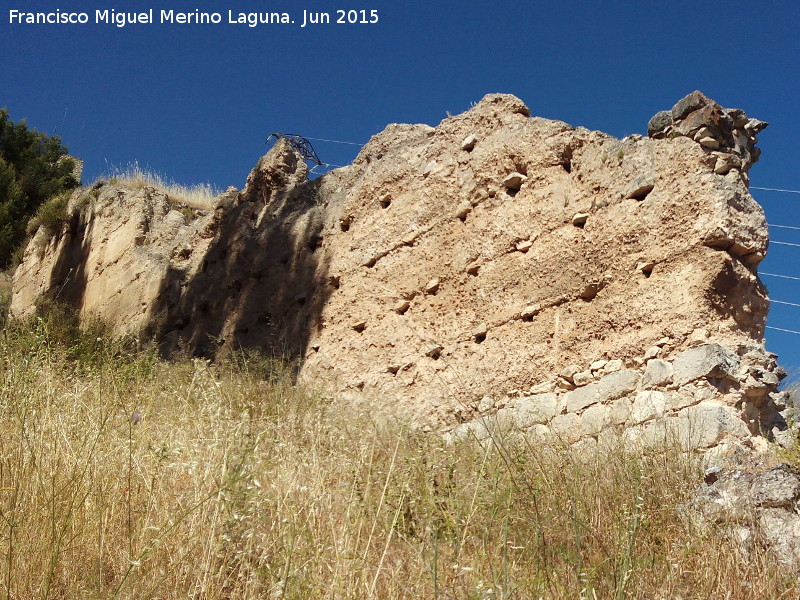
[8,8,380,28]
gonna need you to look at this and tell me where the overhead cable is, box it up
[766,325,800,336]
[762,272,800,282]
[303,136,364,146]
[752,186,800,195]
[771,299,800,308]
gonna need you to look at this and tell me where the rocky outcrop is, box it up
[11,92,786,453]
[689,462,800,567]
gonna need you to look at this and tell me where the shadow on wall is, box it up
[46,201,94,314]
[146,172,333,371]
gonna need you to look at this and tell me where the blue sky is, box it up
[3,0,800,373]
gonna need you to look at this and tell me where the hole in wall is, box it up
[630,185,654,201]
[559,144,576,174]
[307,235,323,252]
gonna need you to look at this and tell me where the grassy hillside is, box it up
[0,308,797,599]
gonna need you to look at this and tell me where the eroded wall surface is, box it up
[12,92,789,454]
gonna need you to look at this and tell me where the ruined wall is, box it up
[11,92,789,455]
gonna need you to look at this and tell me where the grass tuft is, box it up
[100,161,220,209]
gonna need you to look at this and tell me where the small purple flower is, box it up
[131,412,142,424]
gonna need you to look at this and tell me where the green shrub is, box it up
[0,109,80,266]
[25,190,72,236]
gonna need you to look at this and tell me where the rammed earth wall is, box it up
[11,92,788,455]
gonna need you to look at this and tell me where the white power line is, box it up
[771,299,800,308]
[303,136,363,146]
[752,186,800,195]
[762,272,800,282]
[766,325,800,336]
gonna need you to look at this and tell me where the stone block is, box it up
[608,397,632,425]
[758,509,800,566]
[526,423,552,442]
[642,359,673,388]
[581,403,609,437]
[571,436,598,454]
[529,380,554,394]
[590,359,607,372]
[676,401,749,449]
[671,90,711,121]
[699,137,720,149]
[647,110,672,137]
[630,390,667,424]
[687,328,708,346]
[565,382,600,413]
[644,345,661,360]
[560,364,582,382]
[477,395,494,413]
[550,413,582,444]
[447,419,491,443]
[508,393,559,427]
[672,343,739,386]
[750,466,800,509]
[597,369,640,403]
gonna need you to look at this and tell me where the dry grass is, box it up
[0,315,798,599]
[102,161,219,209]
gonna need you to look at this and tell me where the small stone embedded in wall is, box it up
[502,172,526,191]
[461,134,478,151]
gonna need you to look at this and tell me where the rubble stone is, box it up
[673,344,739,386]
